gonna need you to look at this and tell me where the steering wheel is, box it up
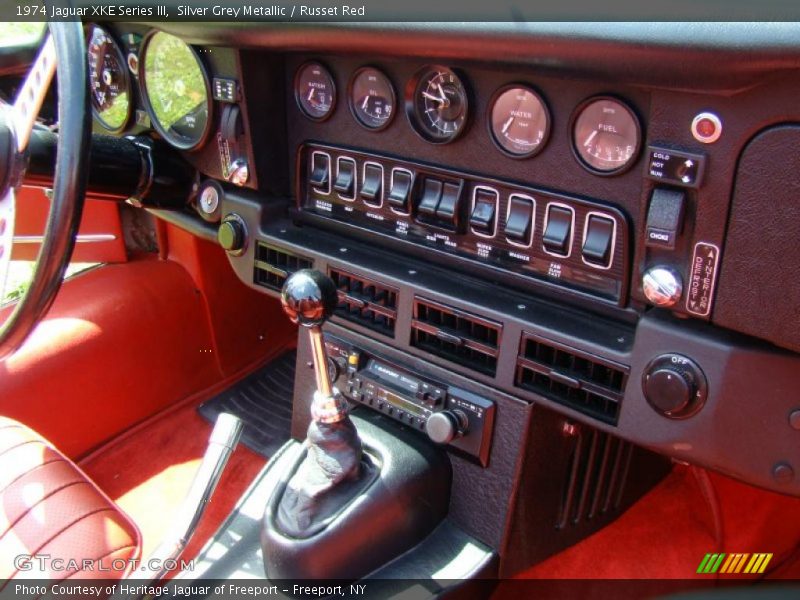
[0,21,90,360]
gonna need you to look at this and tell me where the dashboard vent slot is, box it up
[557,425,634,529]
[328,268,398,337]
[411,297,501,376]
[515,332,627,424]
[254,242,313,292]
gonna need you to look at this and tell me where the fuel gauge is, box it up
[295,61,336,121]
[572,96,641,175]
[349,67,395,130]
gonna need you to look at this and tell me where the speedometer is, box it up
[141,31,211,150]
[87,25,131,132]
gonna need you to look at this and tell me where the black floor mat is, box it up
[198,351,296,458]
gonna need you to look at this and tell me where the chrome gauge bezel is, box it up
[294,61,337,122]
[87,24,132,134]
[570,95,642,176]
[487,83,551,159]
[405,65,469,144]
[139,29,213,151]
[348,66,396,131]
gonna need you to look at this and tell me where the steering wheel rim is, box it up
[0,21,90,360]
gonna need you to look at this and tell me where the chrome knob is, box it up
[642,266,683,307]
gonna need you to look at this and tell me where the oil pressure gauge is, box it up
[349,67,395,130]
[407,65,469,144]
[295,61,336,121]
[572,96,641,175]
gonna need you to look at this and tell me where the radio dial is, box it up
[425,410,468,444]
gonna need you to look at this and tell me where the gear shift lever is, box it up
[280,269,347,423]
[275,269,364,537]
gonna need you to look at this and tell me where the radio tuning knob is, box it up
[642,266,683,307]
[425,410,468,445]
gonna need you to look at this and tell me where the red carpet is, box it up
[80,387,269,568]
[503,465,800,583]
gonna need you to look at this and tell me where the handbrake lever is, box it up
[124,412,243,587]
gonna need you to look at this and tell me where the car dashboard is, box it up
[82,20,800,572]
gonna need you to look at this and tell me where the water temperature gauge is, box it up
[572,96,641,175]
[349,67,396,130]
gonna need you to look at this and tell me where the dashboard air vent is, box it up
[557,425,634,529]
[515,332,627,424]
[254,242,313,292]
[328,268,398,337]
[411,297,501,376]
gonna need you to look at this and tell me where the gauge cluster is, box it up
[85,26,216,153]
[290,59,644,177]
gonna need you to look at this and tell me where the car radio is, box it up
[324,335,495,466]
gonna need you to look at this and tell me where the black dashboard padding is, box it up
[714,125,800,353]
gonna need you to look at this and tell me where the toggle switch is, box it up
[504,194,534,245]
[334,157,356,199]
[646,188,686,250]
[309,152,330,193]
[470,188,498,236]
[582,214,615,267]
[436,182,463,224]
[360,163,383,205]
[543,205,574,256]
[387,169,413,212]
[417,178,443,216]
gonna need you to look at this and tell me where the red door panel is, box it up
[11,186,127,263]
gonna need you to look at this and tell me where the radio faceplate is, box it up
[297,143,630,304]
[325,335,495,466]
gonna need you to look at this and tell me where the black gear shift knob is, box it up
[281,269,339,327]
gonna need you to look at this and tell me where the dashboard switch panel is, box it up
[645,188,685,250]
[298,143,630,304]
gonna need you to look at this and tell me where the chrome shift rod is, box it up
[281,269,349,424]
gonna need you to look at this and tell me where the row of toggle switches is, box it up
[308,149,618,269]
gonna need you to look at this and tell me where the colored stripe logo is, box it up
[697,553,773,574]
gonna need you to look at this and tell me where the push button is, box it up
[334,157,356,199]
[417,178,443,216]
[436,182,463,224]
[504,194,534,245]
[582,214,615,267]
[388,169,413,212]
[645,188,685,250]
[470,188,498,235]
[309,152,330,192]
[360,163,383,205]
[543,205,573,256]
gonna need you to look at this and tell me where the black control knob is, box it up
[425,410,467,444]
[281,269,339,327]
[218,215,246,253]
[643,354,708,418]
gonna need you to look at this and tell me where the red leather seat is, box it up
[0,417,140,580]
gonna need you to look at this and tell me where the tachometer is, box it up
[489,84,550,158]
[87,25,131,132]
[349,67,395,130]
[572,97,641,174]
[407,66,468,144]
[141,31,211,150]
